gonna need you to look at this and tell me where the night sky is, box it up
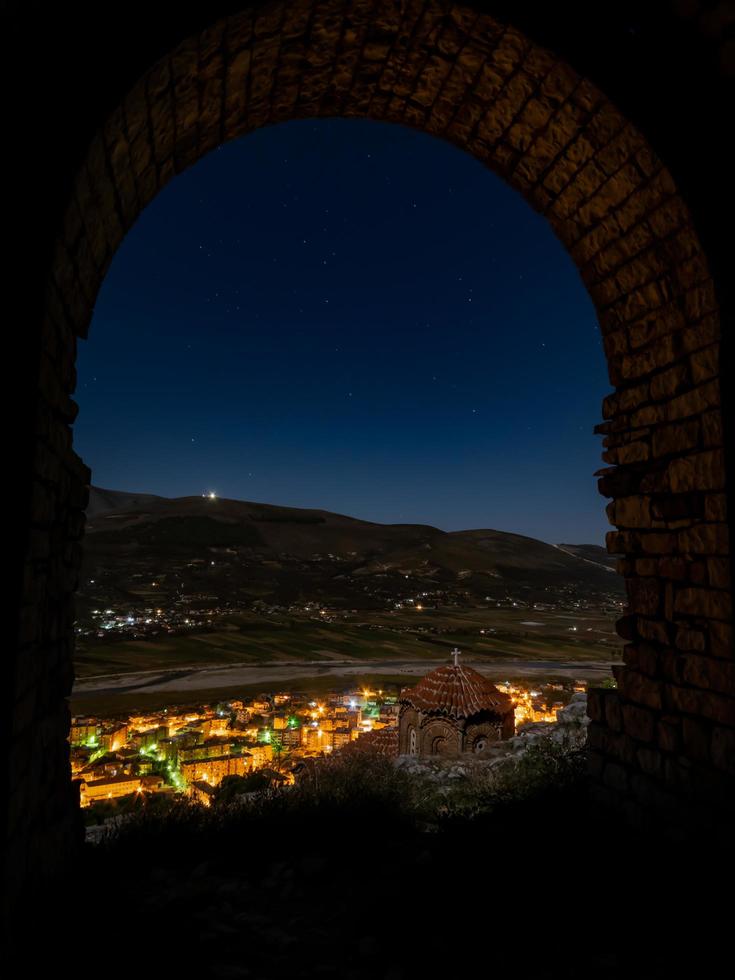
[75,118,612,544]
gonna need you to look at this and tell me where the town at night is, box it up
[6,2,733,976]
[71,676,582,820]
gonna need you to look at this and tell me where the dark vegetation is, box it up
[90,514,265,551]
[27,748,731,979]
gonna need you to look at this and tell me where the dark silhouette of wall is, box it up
[4,0,733,918]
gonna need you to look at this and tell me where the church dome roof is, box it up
[400,654,513,720]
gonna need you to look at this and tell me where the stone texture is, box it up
[6,0,734,916]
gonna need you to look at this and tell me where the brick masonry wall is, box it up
[8,0,733,901]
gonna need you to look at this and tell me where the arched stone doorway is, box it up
[7,0,733,899]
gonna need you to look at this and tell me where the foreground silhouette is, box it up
[21,752,732,979]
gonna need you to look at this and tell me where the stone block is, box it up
[618,668,664,710]
[668,684,735,725]
[679,652,735,693]
[604,692,623,731]
[711,726,735,774]
[709,621,733,659]
[652,419,700,458]
[622,703,656,742]
[682,716,711,763]
[707,559,731,590]
[675,626,706,652]
[636,616,669,644]
[678,523,729,555]
[666,380,720,422]
[657,716,681,753]
[636,745,663,778]
[608,495,653,529]
[689,344,718,383]
[674,586,731,621]
[666,450,725,493]
[626,576,661,615]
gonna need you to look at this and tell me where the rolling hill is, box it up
[80,487,622,615]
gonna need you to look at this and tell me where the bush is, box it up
[416,735,587,826]
[94,736,588,866]
[213,770,274,803]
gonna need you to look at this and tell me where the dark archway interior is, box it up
[5,0,734,944]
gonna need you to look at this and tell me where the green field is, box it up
[75,605,622,679]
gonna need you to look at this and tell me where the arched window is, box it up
[409,729,417,756]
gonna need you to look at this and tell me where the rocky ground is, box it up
[395,692,590,785]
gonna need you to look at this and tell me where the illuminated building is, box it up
[69,678,579,810]
[201,717,231,738]
[78,774,143,805]
[140,775,167,793]
[495,683,563,726]
[158,738,179,764]
[77,754,133,783]
[301,726,329,751]
[128,712,167,731]
[70,749,93,776]
[398,650,514,757]
[190,780,218,806]
[247,743,274,768]
[99,723,128,752]
[180,753,251,786]
[129,726,167,750]
[379,704,400,725]
[278,727,301,750]
[331,731,351,750]
[69,720,99,746]
[178,737,246,762]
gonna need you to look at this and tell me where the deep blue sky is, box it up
[75,118,611,544]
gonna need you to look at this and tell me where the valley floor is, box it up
[71,656,619,716]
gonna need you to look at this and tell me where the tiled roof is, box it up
[79,773,141,788]
[400,664,513,720]
[345,726,399,757]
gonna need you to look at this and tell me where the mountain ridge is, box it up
[81,486,622,609]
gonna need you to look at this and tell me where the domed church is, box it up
[398,650,515,757]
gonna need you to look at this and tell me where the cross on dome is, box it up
[451,647,461,667]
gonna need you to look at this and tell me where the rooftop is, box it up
[400,651,513,720]
[346,727,399,757]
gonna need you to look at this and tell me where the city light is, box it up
[496,682,563,727]
[70,679,580,817]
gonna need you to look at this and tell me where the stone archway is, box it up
[10,0,732,897]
